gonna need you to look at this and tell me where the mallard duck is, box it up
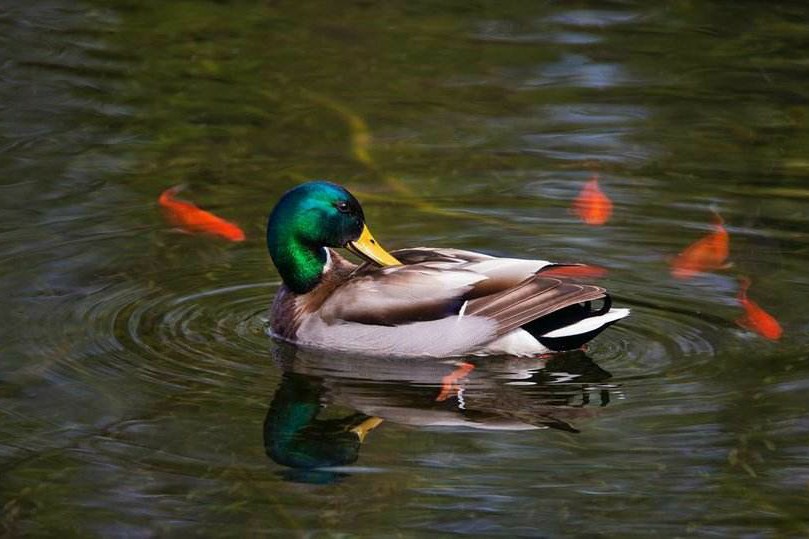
[267,181,629,357]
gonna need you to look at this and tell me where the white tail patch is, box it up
[542,308,630,338]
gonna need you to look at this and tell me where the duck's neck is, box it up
[269,236,328,294]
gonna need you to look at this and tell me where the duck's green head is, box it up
[267,181,399,293]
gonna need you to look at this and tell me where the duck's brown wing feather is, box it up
[465,276,607,337]
[318,265,487,326]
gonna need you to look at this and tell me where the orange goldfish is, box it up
[158,186,245,242]
[670,211,729,279]
[572,175,612,226]
[735,276,782,340]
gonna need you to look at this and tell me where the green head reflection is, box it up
[263,372,378,470]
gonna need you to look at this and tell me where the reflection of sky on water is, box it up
[529,54,634,90]
[520,104,654,164]
[542,104,648,126]
[544,10,640,28]
[469,12,649,169]
[474,7,639,44]
[473,20,602,46]
[521,131,637,163]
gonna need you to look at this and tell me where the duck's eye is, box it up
[335,201,351,213]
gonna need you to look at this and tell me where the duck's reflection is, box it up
[264,346,615,475]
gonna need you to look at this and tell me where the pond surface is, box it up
[2,0,809,536]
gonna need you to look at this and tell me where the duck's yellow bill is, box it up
[346,225,401,267]
[349,416,384,443]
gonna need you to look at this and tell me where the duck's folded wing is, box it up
[330,247,605,329]
[318,265,487,326]
[465,276,608,337]
[319,262,606,338]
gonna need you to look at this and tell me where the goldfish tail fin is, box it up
[708,205,725,226]
[735,315,753,332]
[170,183,189,194]
[737,275,752,299]
[158,184,187,205]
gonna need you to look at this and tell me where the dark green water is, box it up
[2,0,809,535]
